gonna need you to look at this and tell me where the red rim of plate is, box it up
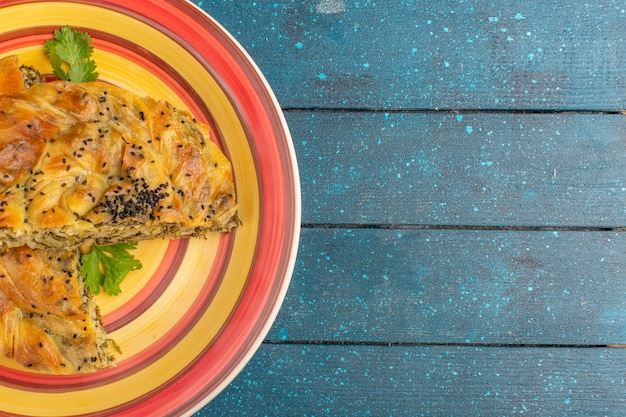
[0,1,301,416]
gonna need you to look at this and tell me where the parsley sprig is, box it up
[44,25,98,82]
[81,243,143,296]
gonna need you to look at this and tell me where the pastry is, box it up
[0,245,115,373]
[0,55,239,249]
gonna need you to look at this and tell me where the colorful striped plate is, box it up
[0,1,300,416]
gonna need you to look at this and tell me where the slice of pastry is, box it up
[0,55,239,249]
[0,245,115,373]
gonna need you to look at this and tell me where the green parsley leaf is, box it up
[81,243,142,296]
[44,25,99,83]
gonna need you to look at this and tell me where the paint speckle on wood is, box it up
[315,0,346,14]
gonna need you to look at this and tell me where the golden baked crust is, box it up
[0,245,115,373]
[0,60,239,248]
[0,55,27,95]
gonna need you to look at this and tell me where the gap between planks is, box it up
[263,340,626,349]
[282,107,626,115]
[301,224,620,232]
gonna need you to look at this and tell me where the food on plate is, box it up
[0,56,239,249]
[0,245,115,373]
[0,28,240,374]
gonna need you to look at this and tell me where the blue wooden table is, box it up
[193,1,626,415]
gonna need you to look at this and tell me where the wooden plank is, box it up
[267,228,626,345]
[197,0,626,111]
[289,111,626,227]
[199,344,626,416]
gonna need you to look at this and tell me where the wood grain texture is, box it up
[290,111,626,227]
[268,228,626,345]
[200,0,626,111]
[190,1,626,416]
[199,344,626,417]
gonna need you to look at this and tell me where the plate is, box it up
[0,1,300,416]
